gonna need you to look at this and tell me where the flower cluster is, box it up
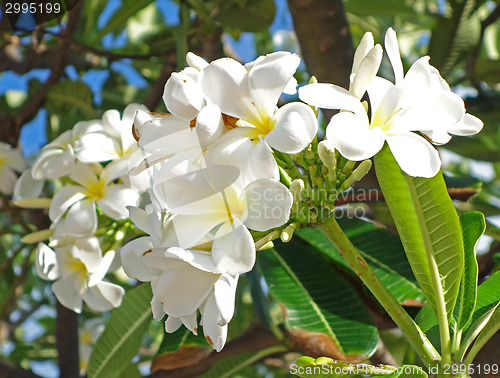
[120,51,317,351]
[299,28,483,178]
[9,26,483,353]
[15,104,149,313]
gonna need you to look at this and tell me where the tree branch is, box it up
[288,0,354,89]
[56,302,80,378]
[0,0,84,146]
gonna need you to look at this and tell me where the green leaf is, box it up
[297,217,424,304]
[88,283,153,378]
[344,0,415,17]
[46,80,96,120]
[216,0,276,33]
[94,0,155,41]
[415,305,441,353]
[428,0,481,75]
[463,304,500,364]
[199,345,287,378]
[463,270,500,337]
[458,301,499,361]
[258,239,378,359]
[374,145,464,322]
[455,212,485,330]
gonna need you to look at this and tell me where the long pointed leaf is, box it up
[455,211,485,330]
[259,239,378,359]
[297,217,424,304]
[88,283,152,378]
[374,145,464,322]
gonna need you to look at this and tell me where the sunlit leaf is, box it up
[374,144,464,322]
[88,283,152,378]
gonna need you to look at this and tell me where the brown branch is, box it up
[39,28,175,61]
[56,302,80,378]
[148,325,283,377]
[288,0,354,89]
[0,0,84,146]
[334,188,478,206]
[0,359,42,378]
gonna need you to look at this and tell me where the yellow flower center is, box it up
[85,181,107,201]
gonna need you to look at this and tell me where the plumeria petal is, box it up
[32,146,74,180]
[151,294,166,321]
[385,28,404,87]
[70,162,99,189]
[82,281,125,312]
[266,102,317,154]
[52,272,84,313]
[211,219,255,275]
[200,58,261,123]
[244,179,292,231]
[165,315,182,333]
[385,132,441,178]
[49,186,86,223]
[121,237,154,281]
[299,83,367,118]
[154,265,219,318]
[75,133,121,163]
[449,114,483,136]
[36,243,60,280]
[186,52,209,70]
[0,166,18,195]
[163,69,205,121]
[352,32,374,75]
[350,44,382,99]
[248,52,300,118]
[98,185,139,220]
[204,128,279,184]
[201,294,227,352]
[195,104,225,148]
[213,274,238,326]
[326,112,385,161]
[64,199,98,237]
[13,169,44,201]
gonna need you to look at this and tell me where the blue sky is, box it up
[0,0,292,158]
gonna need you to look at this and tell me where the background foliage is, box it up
[1,0,499,377]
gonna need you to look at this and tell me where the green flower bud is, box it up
[340,159,372,190]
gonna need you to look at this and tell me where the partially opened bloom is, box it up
[36,236,124,313]
[49,161,140,237]
[0,142,27,195]
[299,28,483,177]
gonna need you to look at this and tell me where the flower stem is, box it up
[319,216,441,369]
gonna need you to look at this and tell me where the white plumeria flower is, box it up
[299,28,483,178]
[199,52,318,155]
[36,238,124,313]
[153,164,292,274]
[0,142,27,195]
[75,104,147,163]
[49,161,140,237]
[31,121,101,181]
[120,224,238,352]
